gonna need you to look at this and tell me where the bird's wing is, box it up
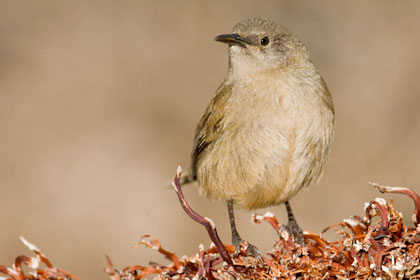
[190,83,232,179]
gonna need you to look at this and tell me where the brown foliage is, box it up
[1,170,419,279]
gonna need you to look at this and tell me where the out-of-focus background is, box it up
[1,1,419,278]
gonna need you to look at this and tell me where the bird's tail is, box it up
[167,171,196,189]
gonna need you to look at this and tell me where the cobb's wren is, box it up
[182,17,335,256]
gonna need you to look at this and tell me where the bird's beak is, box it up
[215,33,249,47]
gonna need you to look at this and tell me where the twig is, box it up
[171,166,233,265]
[370,182,420,226]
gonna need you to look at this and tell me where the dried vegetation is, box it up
[1,168,420,279]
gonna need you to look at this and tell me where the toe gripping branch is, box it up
[172,166,233,265]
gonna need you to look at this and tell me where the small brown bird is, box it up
[182,17,335,256]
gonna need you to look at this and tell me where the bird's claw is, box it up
[284,219,305,246]
[233,239,263,263]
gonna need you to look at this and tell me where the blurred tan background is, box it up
[1,1,419,279]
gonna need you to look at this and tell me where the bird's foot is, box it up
[283,201,305,246]
[232,235,263,263]
[283,218,305,246]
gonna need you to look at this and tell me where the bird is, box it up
[181,17,335,256]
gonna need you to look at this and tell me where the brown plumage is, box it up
[186,17,335,254]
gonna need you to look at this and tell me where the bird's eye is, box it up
[260,36,269,46]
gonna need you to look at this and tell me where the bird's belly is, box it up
[196,122,301,209]
[195,110,333,210]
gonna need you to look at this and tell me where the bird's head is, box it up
[215,17,309,77]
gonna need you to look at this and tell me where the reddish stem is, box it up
[172,166,233,265]
[371,182,420,227]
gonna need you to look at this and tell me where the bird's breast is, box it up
[196,71,334,209]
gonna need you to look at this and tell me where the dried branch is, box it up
[0,237,79,280]
[370,182,420,227]
[171,166,233,265]
[2,174,420,279]
[103,173,420,279]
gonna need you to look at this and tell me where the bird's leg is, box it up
[284,200,305,246]
[227,200,242,249]
[227,200,261,259]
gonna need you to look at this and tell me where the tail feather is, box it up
[167,171,196,189]
[179,172,195,185]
